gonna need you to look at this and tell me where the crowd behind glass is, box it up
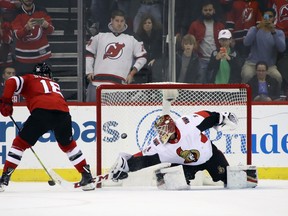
[0,0,287,102]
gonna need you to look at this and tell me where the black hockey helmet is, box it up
[33,62,52,78]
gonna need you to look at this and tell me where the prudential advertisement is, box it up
[0,105,287,174]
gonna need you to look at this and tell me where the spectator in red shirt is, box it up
[11,0,54,75]
[0,20,13,67]
[188,0,225,83]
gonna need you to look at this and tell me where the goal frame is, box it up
[96,83,252,178]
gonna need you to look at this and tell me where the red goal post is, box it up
[96,83,252,179]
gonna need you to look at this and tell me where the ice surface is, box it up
[0,180,287,216]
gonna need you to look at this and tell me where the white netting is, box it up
[100,88,247,106]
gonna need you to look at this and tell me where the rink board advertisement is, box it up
[0,104,288,180]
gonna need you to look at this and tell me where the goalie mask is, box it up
[154,115,176,144]
[33,62,52,78]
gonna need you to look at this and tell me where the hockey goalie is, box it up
[110,110,258,190]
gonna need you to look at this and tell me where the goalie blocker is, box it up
[155,165,258,190]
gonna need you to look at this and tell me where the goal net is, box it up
[96,83,252,186]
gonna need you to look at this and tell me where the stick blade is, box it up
[49,169,77,190]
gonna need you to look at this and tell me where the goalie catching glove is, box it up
[215,112,238,131]
[0,97,13,117]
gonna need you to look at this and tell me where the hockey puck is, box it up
[48,180,56,186]
[121,133,127,139]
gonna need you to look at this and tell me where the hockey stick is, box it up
[9,115,56,186]
[74,173,111,188]
[49,169,111,189]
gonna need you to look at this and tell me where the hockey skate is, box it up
[110,153,130,182]
[79,165,95,191]
[0,167,14,192]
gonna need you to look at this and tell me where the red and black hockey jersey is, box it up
[2,74,69,113]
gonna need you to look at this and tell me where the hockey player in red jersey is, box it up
[0,63,95,192]
[110,111,239,186]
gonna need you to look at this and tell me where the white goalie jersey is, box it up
[142,112,216,166]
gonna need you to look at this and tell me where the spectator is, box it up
[175,0,202,36]
[0,63,95,192]
[241,8,286,86]
[268,0,288,56]
[247,61,280,101]
[176,34,200,83]
[11,0,54,75]
[175,0,226,35]
[0,0,20,21]
[0,19,13,67]
[85,9,147,102]
[0,66,22,102]
[256,0,269,13]
[207,29,241,84]
[0,66,15,96]
[276,54,288,99]
[88,0,113,33]
[114,0,134,31]
[0,0,19,68]
[135,14,162,83]
[188,0,225,83]
[115,0,132,15]
[225,0,262,59]
[133,0,162,33]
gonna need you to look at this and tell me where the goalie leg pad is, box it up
[226,165,258,189]
[155,165,189,190]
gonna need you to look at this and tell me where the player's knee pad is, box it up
[58,140,77,153]
[226,165,258,189]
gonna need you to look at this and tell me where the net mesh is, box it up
[101,88,248,106]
